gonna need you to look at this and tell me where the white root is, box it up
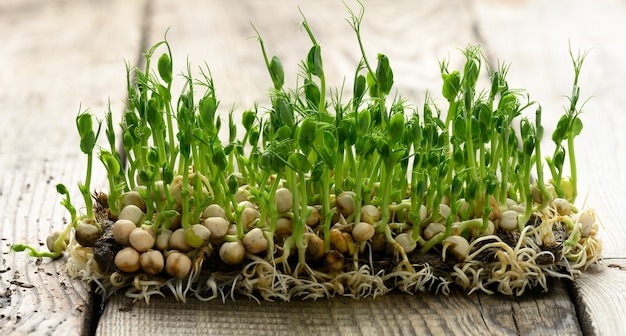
[63,200,601,303]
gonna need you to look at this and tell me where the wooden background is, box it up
[1,0,625,335]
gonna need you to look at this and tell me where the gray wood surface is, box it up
[1,0,624,335]
[0,0,146,335]
[97,282,579,336]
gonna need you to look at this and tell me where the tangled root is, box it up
[64,209,602,303]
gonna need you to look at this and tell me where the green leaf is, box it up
[470,115,480,142]
[242,110,256,131]
[76,113,98,154]
[570,116,583,137]
[310,161,325,182]
[453,115,466,140]
[375,54,394,95]
[137,169,151,186]
[552,115,569,143]
[122,129,134,153]
[199,96,217,128]
[304,79,320,107]
[366,71,378,98]
[390,148,405,164]
[357,108,371,133]
[146,98,163,130]
[213,148,227,172]
[388,112,405,144]
[453,144,465,166]
[321,130,338,166]
[276,97,294,128]
[227,174,239,195]
[224,142,236,156]
[157,84,171,102]
[269,55,285,90]
[462,48,481,90]
[259,151,273,171]
[162,166,174,184]
[276,125,292,141]
[337,117,355,145]
[56,183,69,195]
[249,128,260,147]
[523,137,535,157]
[288,152,311,173]
[157,53,172,84]
[353,74,366,101]
[442,70,461,102]
[553,145,565,171]
[307,45,323,77]
[485,173,498,195]
[355,136,373,156]
[10,244,29,252]
[229,112,237,142]
[100,151,121,175]
[498,93,519,117]
[299,118,316,145]
[452,175,464,196]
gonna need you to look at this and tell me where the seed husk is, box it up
[360,204,381,225]
[442,235,469,262]
[115,247,141,273]
[117,204,145,226]
[552,198,572,216]
[219,241,246,265]
[46,230,67,253]
[352,222,375,242]
[305,233,325,261]
[423,222,446,241]
[140,249,165,275]
[499,210,520,232]
[112,219,137,245]
[242,228,268,254]
[202,204,227,220]
[155,229,172,251]
[165,251,192,279]
[274,187,293,213]
[305,205,319,227]
[129,227,155,252]
[275,217,293,237]
[169,228,193,252]
[323,250,344,271]
[335,191,356,217]
[185,224,211,248]
[118,190,146,212]
[75,222,102,247]
[395,233,416,253]
[241,207,261,230]
[203,217,229,240]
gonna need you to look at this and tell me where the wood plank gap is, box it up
[566,279,596,336]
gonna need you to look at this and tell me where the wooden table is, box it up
[1,1,625,335]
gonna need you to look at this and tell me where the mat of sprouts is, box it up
[12,6,602,303]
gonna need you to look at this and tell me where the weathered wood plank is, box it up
[97,281,579,336]
[95,1,583,335]
[473,0,626,334]
[0,1,146,335]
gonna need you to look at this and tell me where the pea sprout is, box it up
[11,5,601,303]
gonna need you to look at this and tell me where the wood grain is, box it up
[96,281,579,336]
[0,0,146,335]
